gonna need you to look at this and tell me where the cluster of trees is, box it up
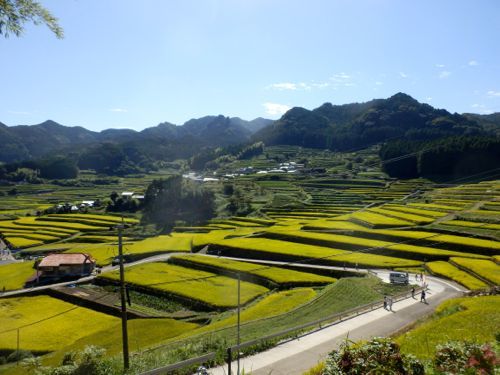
[141,176,215,231]
[0,156,78,181]
[78,143,157,176]
[380,136,500,180]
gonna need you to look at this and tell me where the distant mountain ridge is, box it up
[0,116,273,163]
[253,93,498,150]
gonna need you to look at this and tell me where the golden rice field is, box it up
[382,204,449,218]
[260,229,488,261]
[441,219,500,230]
[398,296,500,359]
[0,295,118,352]
[99,262,269,309]
[366,207,435,225]
[349,211,415,228]
[0,261,36,291]
[425,261,488,290]
[209,237,422,268]
[450,257,500,285]
[170,254,336,286]
[0,295,197,360]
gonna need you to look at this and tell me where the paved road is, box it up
[208,272,465,375]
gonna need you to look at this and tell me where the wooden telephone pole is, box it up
[117,223,130,369]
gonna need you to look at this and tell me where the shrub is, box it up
[434,341,499,374]
[323,337,424,374]
[7,349,33,363]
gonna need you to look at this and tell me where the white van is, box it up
[389,272,409,285]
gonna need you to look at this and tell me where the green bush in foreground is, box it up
[318,338,500,375]
[323,337,424,374]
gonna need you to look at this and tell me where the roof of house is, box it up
[38,253,95,267]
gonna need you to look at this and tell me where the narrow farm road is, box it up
[208,272,465,375]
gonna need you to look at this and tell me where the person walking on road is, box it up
[411,287,415,299]
[420,289,427,304]
[383,295,388,310]
[388,297,393,311]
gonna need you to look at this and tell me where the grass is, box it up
[449,257,500,285]
[397,295,500,359]
[144,276,411,360]
[425,261,488,290]
[195,288,317,333]
[0,261,36,291]
[99,262,269,309]
[170,254,336,286]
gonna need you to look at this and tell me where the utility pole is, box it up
[237,273,241,375]
[117,222,130,370]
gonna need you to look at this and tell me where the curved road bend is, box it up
[208,272,465,375]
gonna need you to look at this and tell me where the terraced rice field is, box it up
[398,295,500,359]
[449,257,500,285]
[208,237,422,268]
[348,211,414,228]
[99,262,269,309]
[440,220,500,230]
[0,261,36,291]
[0,295,196,356]
[260,229,488,261]
[425,261,488,290]
[366,207,435,224]
[381,204,448,218]
[170,254,336,286]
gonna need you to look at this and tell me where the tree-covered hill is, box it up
[0,116,272,163]
[253,93,490,150]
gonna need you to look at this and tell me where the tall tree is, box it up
[0,0,63,38]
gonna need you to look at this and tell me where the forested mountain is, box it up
[463,113,500,135]
[0,116,270,163]
[253,93,492,150]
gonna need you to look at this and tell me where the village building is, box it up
[37,253,96,281]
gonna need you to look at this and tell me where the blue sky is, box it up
[1,0,499,131]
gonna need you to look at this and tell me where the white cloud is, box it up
[487,90,500,97]
[426,97,432,101]
[439,71,451,79]
[110,108,128,113]
[435,64,445,68]
[311,82,330,89]
[267,82,313,91]
[330,72,351,82]
[468,60,478,66]
[375,81,383,86]
[399,72,408,78]
[263,102,291,116]
[268,82,299,90]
